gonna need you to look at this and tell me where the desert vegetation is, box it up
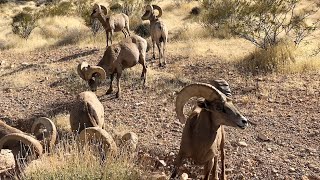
[0,0,319,179]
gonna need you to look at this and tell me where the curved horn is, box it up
[31,117,57,150]
[79,127,117,154]
[175,83,226,124]
[85,66,107,81]
[152,5,162,18]
[0,133,43,157]
[121,132,138,152]
[100,5,108,15]
[212,79,232,97]
[142,5,153,20]
[77,62,89,80]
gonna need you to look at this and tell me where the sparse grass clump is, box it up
[237,41,296,74]
[22,134,140,180]
[12,11,37,39]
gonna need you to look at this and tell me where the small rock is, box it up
[289,167,295,172]
[272,168,278,173]
[258,133,270,141]
[267,148,272,152]
[21,62,29,66]
[180,173,188,180]
[157,159,166,167]
[238,141,248,147]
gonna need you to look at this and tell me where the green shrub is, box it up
[110,2,123,13]
[12,12,37,39]
[134,23,150,38]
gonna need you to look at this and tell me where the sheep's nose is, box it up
[242,119,248,125]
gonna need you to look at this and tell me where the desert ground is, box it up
[0,0,319,179]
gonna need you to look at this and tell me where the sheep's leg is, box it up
[213,156,219,180]
[139,52,147,86]
[110,30,114,45]
[170,152,184,179]
[220,130,226,180]
[122,29,127,38]
[126,25,131,36]
[106,31,109,47]
[204,159,214,180]
[163,40,166,66]
[106,73,114,94]
[156,41,162,67]
[152,40,156,60]
[115,72,121,98]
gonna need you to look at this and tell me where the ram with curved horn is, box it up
[69,91,105,134]
[170,80,248,180]
[0,118,57,175]
[77,35,148,98]
[142,4,168,67]
[91,3,131,47]
[79,127,117,155]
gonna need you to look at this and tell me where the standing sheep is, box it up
[170,80,248,180]
[77,35,148,98]
[142,5,168,67]
[91,4,131,47]
[69,91,105,133]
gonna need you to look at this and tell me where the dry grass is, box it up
[21,133,140,180]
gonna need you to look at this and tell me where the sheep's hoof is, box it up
[106,89,113,95]
[115,92,120,98]
[152,55,156,60]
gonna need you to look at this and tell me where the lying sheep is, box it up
[142,5,168,67]
[91,4,131,47]
[69,91,105,133]
[0,118,57,174]
[170,80,248,180]
[77,35,148,98]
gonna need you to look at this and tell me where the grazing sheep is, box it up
[69,91,105,133]
[91,3,131,47]
[77,35,148,98]
[0,118,57,175]
[170,80,248,180]
[79,127,117,155]
[142,5,168,67]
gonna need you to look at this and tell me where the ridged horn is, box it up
[100,5,108,15]
[212,79,232,97]
[142,5,153,20]
[79,127,117,154]
[31,117,57,150]
[77,62,89,80]
[152,5,162,18]
[84,66,107,81]
[175,83,226,124]
[0,133,43,158]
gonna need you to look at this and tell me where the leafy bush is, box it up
[134,23,150,38]
[201,0,319,49]
[110,2,123,13]
[12,12,37,39]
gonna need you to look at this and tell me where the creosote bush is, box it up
[12,12,37,39]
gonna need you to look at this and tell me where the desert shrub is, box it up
[75,0,94,26]
[134,23,150,38]
[36,1,73,17]
[90,18,102,36]
[201,0,319,48]
[110,2,123,13]
[12,12,37,39]
[236,41,296,74]
[55,28,88,46]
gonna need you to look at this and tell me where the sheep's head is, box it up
[77,62,106,92]
[91,4,108,18]
[175,80,248,129]
[141,5,162,20]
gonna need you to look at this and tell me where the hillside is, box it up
[0,0,319,179]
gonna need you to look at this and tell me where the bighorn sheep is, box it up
[77,35,148,98]
[79,127,117,155]
[142,5,168,67]
[91,4,131,47]
[170,80,248,180]
[69,91,105,133]
[0,118,57,174]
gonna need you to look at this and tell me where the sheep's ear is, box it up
[100,5,108,15]
[212,79,232,97]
